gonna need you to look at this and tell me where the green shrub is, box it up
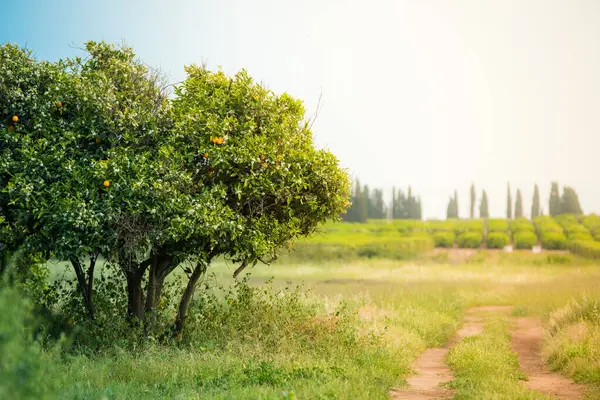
[487,219,509,233]
[426,220,455,233]
[451,219,484,235]
[541,232,568,250]
[581,214,600,231]
[0,288,56,399]
[569,240,600,260]
[534,216,563,234]
[457,232,483,249]
[285,235,434,261]
[486,232,510,249]
[513,231,537,249]
[567,232,595,242]
[509,217,535,234]
[433,232,455,248]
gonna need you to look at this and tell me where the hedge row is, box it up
[569,240,600,260]
[513,231,537,249]
[487,219,509,233]
[289,236,434,261]
[534,216,567,249]
[450,219,484,235]
[510,217,535,234]
[457,232,483,248]
[556,214,595,243]
[486,232,510,249]
[433,231,455,248]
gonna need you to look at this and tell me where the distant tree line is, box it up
[344,180,421,222]
[343,180,585,223]
[447,182,583,220]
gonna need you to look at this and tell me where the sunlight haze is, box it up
[3,0,599,218]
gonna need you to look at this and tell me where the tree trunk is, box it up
[173,262,207,339]
[71,259,94,321]
[125,268,146,320]
[144,251,173,313]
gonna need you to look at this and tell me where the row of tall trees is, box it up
[345,180,584,222]
[344,180,422,222]
[451,182,583,219]
[549,182,583,216]
[392,187,422,220]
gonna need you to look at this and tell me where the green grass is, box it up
[4,249,600,398]
[447,317,550,399]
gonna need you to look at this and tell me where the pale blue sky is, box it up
[2,0,600,218]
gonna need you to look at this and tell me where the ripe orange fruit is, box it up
[103,180,110,187]
[204,153,209,159]
[96,138,101,144]
[11,115,18,123]
[56,101,63,108]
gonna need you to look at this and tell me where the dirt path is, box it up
[390,306,510,400]
[510,317,585,399]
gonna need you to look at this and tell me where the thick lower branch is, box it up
[173,262,208,338]
[71,258,94,321]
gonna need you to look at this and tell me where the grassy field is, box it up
[9,249,598,399]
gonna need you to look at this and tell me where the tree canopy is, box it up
[0,41,350,335]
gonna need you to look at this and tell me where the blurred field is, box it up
[12,247,600,398]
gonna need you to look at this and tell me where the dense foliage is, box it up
[513,231,537,249]
[0,41,350,336]
[487,219,508,233]
[433,231,455,248]
[486,232,510,249]
[457,232,482,249]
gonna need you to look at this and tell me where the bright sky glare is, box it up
[2,0,600,218]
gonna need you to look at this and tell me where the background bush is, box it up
[510,217,535,234]
[487,219,509,233]
[486,232,510,249]
[568,240,600,260]
[433,232,455,248]
[0,288,56,399]
[457,232,483,249]
[541,232,568,250]
[513,231,537,249]
[451,219,484,235]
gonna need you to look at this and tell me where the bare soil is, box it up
[510,317,585,399]
[390,306,507,399]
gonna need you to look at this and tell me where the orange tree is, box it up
[0,42,350,336]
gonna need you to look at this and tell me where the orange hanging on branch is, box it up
[103,180,110,188]
[11,115,18,123]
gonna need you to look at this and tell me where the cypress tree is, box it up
[454,190,459,219]
[479,190,489,218]
[355,181,368,222]
[514,189,523,218]
[373,189,386,219]
[506,183,512,219]
[470,183,476,219]
[531,184,540,218]
[561,186,583,214]
[549,182,561,216]
[446,197,455,219]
